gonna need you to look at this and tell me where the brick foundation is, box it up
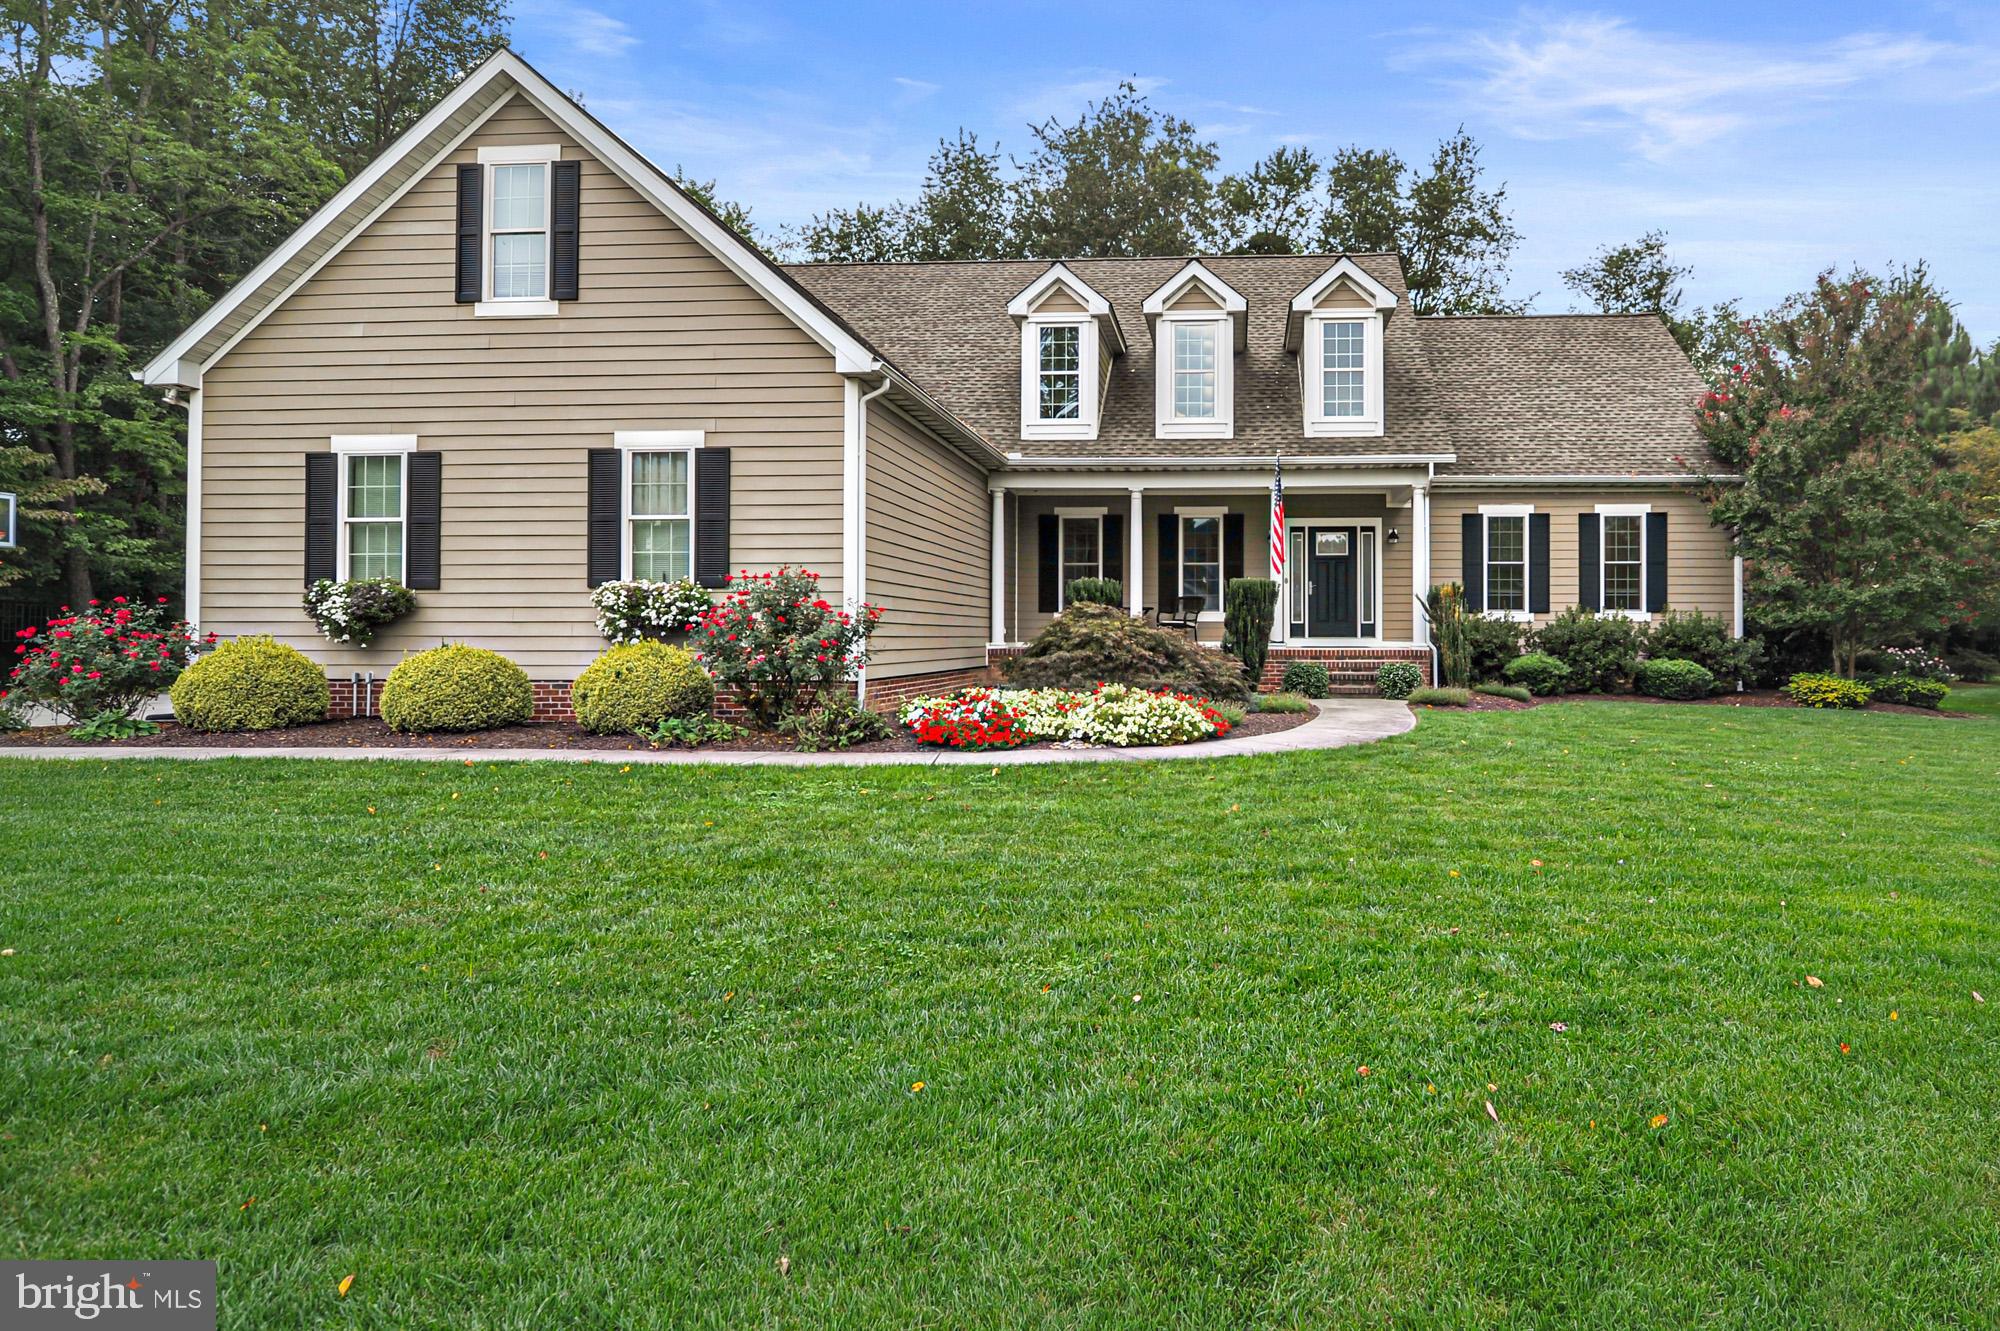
[861,663,1001,713]
[325,670,991,723]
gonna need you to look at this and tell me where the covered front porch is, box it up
[985,465,1434,686]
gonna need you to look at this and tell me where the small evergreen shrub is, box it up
[170,636,330,731]
[571,642,714,734]
[1783,672,1872,709]
[1407,686,1471,707]
[1474,682,1532,702]
[1533,607,1641,692]
[779,693,893,751]
[1462,614,1527,684]
[1005,603,1248,702]
[1375,661,1423,699]
[1503,651,1570,696]
[379,644,532,732]
[1280,660,1331,698]
[1642,610,1762,691]
[1635,657,1717,700]
[1064,577,1123,608]
[1254,692,1311,714]
[1223,578,1279,687]
[1870,674,1949,709]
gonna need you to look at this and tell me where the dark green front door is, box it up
[1305,526,1358,638]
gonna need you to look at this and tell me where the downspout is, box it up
[852,369,893,704]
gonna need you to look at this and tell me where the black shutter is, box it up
[406,452,442,590]
[454,164,482,304]
[1224,511,1245,583]
[1037,514,1059,613]
[550,160,580,302]
[1156,513,1178,611]
[1529,512,1551,615]
[694,448,731,588]
[1102,512,1124,586]
[586,448,621,588]
[1578,513,1601,611]
[1645,510,1669,612]
[304,453,337,586]
[1460,513,1483,611]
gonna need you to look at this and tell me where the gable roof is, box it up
[787,253,1458,463]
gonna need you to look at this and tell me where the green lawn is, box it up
[3,704,1998,1329]
[1948,681,2000,718]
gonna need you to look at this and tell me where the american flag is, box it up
[1269,452,1286,578]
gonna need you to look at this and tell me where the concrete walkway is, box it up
[0,699,1415,767]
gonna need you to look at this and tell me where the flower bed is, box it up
[898,684,1234,750]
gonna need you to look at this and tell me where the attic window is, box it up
[1301,312,1383,436]
[1037,325,1082,420]
[471,143,569,318]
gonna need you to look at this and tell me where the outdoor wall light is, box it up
[1386,527,1401,545]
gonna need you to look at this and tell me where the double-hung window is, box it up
[1156,315,1232,437]
[627,450,693,583]
[477,144,559,315]
[332,437,414,582]
[1597,504,1651,616]
[1484,511,1528,615]
[1179,511,1224,613]
[1037,324,1082,421]
[1301,312,1383,436]
[1321,320,1366,418]
[1057,512,1102,607]
[1173,322,1217,418]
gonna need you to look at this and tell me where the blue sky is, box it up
[511,1,2000,338]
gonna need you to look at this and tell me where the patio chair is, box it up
[1155,596,1205,637]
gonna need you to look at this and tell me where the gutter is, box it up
[1003,452,1455,470]
[1430,473,1738,488]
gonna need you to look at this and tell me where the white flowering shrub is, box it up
[302,578,415,647]
[592,579,713,645]
[899,683,1231,748]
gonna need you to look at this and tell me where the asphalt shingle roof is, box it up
[784,253,1715,477]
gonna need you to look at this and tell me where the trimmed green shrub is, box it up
[1870,674,1949,709]
[1280,660,1331,698]
[1254,691,1311,714]
[1425,583,1474,687]
[1503,651,1570,696]
[1407,686,1472,707]
[170,636,330,731]
[1533,607,1641,692]
[1005,603,1249,702]
[1642,609,1762,691]
[379,644,532,732]
[1223,578,1279,687]
[1783,672,1872,709]
[1636,657,1717,700]
[1475,682,1532,702]
[1376,661,1423,699]
[779,693,892,751]
[1064,577,1123,608]
[571,642,714,735]
[1463,614,1528,685]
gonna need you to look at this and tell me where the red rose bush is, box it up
[692,567,877,727]
[7,598,205,724]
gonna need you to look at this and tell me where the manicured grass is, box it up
[3,704,1998,1328]
[1947,681,2000,718]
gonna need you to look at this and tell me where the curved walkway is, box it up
[0,699,1415,767]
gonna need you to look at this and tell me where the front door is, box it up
[1303,526,1358,638]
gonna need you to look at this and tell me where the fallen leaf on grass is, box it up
[1806,975,1824,988]
[1357,1065,1370,1077]
[1484,1101,1500,1125]
[1974,991,1985,1004]
[1649,1113,1669,1130]
[778,1256,791,1278]
[910,1081,925,1093]
[1839,1042,1851,1055]
[337,1274,354,1298]
[1890,1010,1898,1021]
[239,1197,255,1210]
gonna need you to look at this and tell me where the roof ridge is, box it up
[781,251,1405,270]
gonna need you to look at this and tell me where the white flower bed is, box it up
[898,683,1231,748]
[591,579,713,644]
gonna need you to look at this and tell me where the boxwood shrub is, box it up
[1532,607,1640,692]
[1783,671,1872,709]
[380,644,533,732]
[1280,660,1331,698]
[1869,674,1950,709]
[571,642,714,734]
[1642,609,1762,690]
[1462,614,1528,685]
[1063,577,1123,607]
[1375,661,1423,699]
[169,636,329,731]
[1503,651,1570,697]
[1635,657,1717,701]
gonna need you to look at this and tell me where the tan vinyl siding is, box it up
[1164,286,1223,311]
[1032,288,1088,315]
[864,403,991,679]
[198,96,845,677]
[1429,488,1733,626]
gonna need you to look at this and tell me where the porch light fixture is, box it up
[1386,526,1401,545]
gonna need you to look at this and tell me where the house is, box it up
[140,50,1739,715]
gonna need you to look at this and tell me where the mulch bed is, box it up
[0,702,1314,753]
[1414,689,1975,719]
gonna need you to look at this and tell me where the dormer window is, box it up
[1289,259,1398,438]
[1009,263,1121,440]
[1143,261,1245,439]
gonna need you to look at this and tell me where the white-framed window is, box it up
[1178,507,1226,615]
[476,143,560,318]
[1480,504,1533,620]
[1018,315,1101,439]
[331,435,415,582]
[615,430,702,582]
[1598,503,1651,617]
[1037,323,1082,421]
[1155,315,1233,438]
[1055,508,1104,608]
[1302,313,1384,437]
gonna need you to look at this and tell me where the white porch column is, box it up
[1127,487,1144,617]
[990,486,1007,645]
[1411,483,1432,644]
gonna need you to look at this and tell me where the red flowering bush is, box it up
[692,567,878,727]
[7,597,206,724]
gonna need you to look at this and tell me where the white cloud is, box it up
[892,76,941,102]
[569,7,640,59]
[1003,72,1169,125]
[1403,13,1998,160]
